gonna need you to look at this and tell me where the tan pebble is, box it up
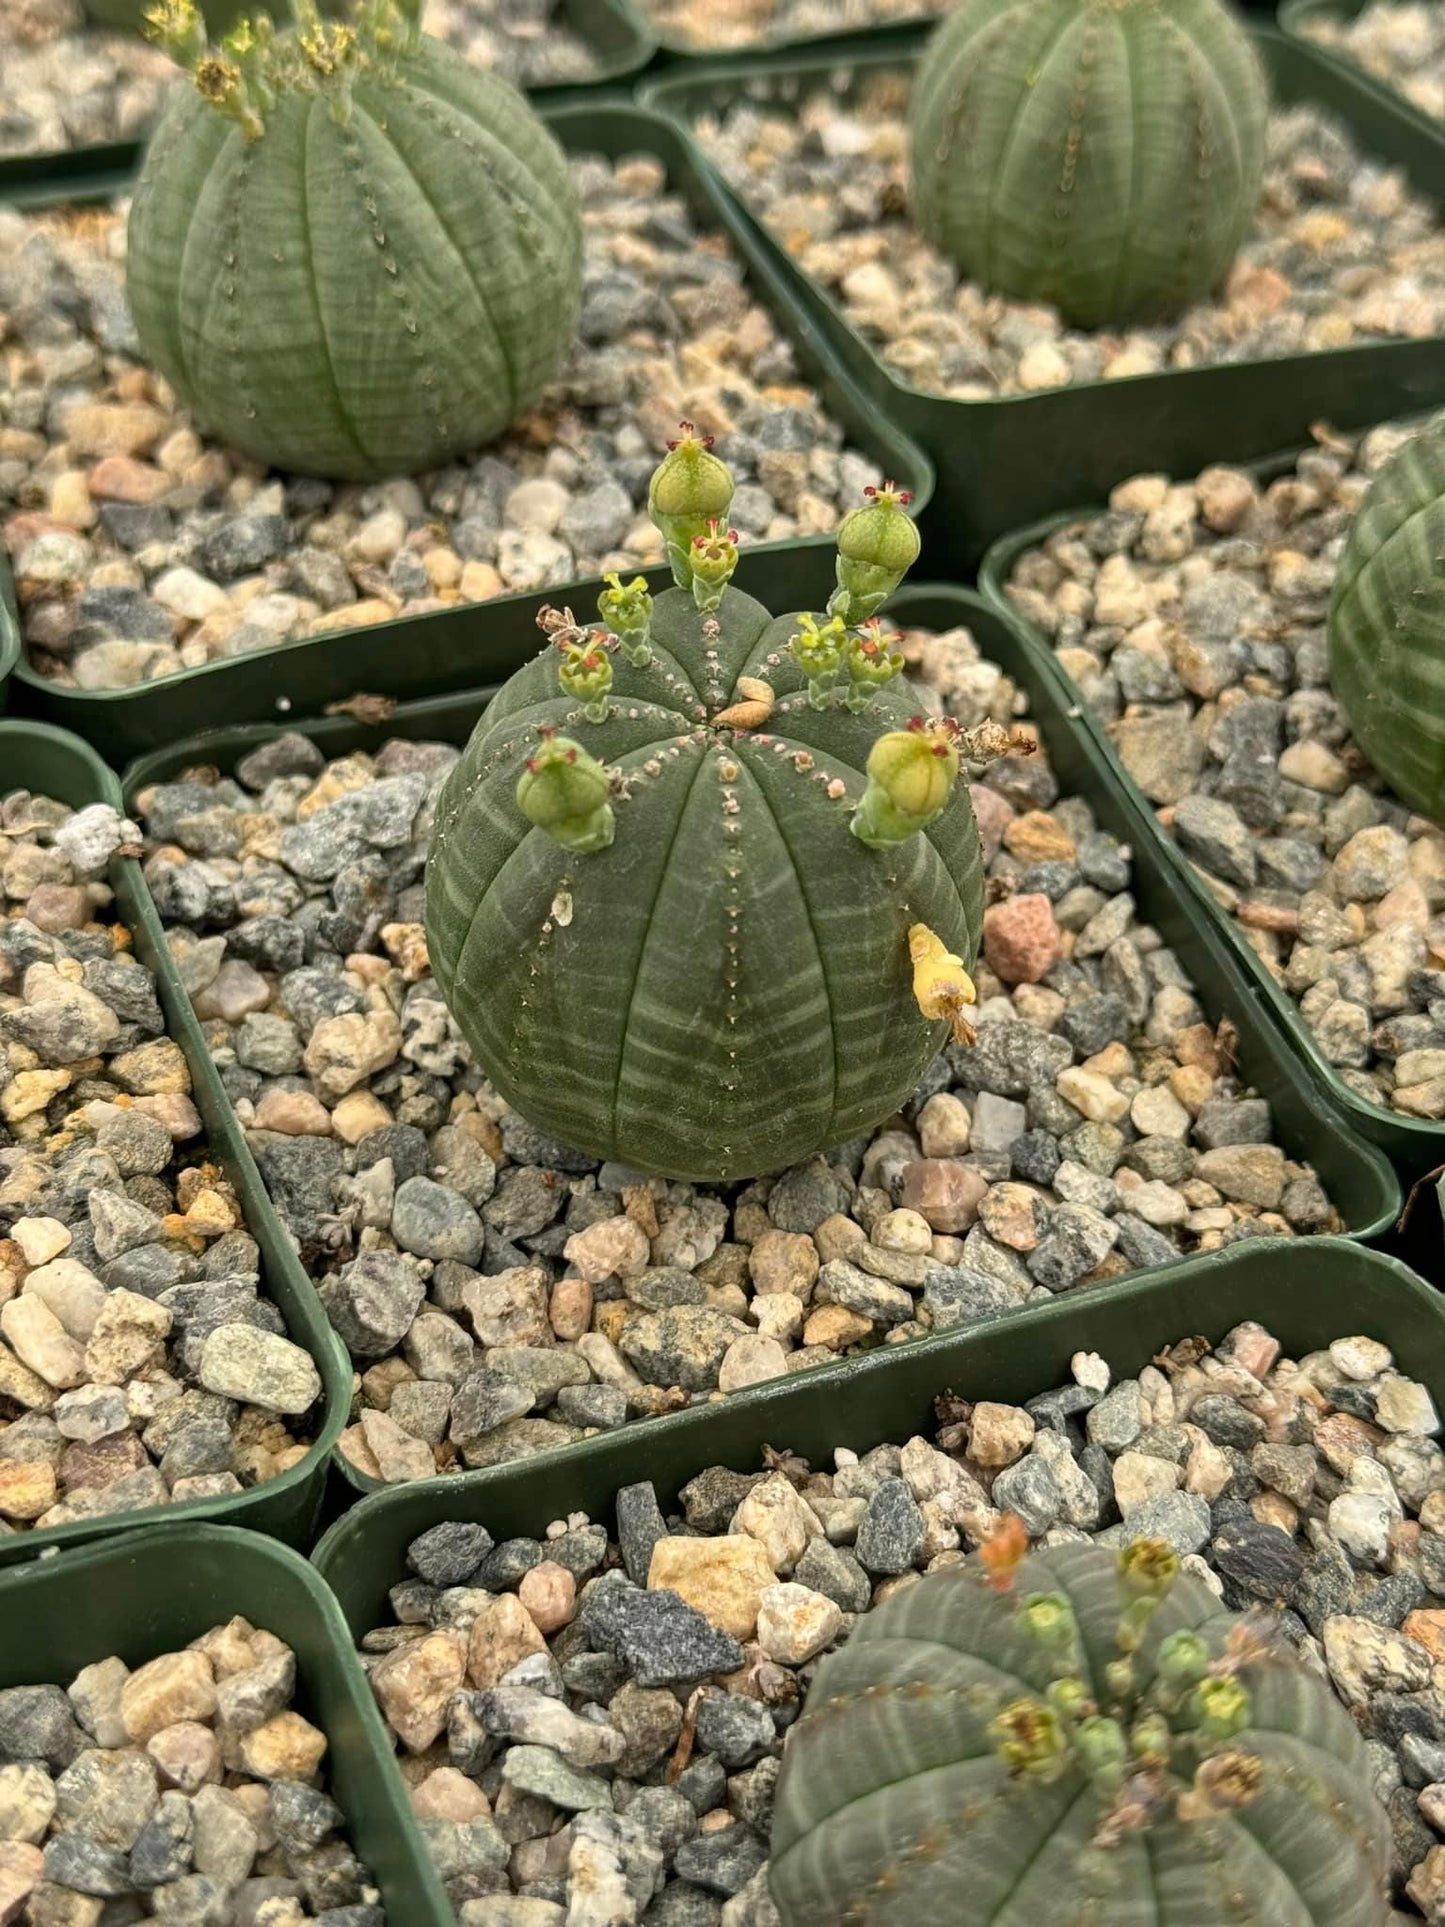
[802,1304,871,1350]
[467,1595,546,1690]
[238,1711,326,1781]
[410,1767,490,1824]
[517,1561,577,1636]
[549,1277,593,1342]
[647,1535,775,1639]
[146,1721,221,1792]
[121,1651,218,1742]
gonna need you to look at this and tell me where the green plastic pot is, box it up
[643,24,1445,571]
[2,100,931,766]
[312,1236,1445,1735]
[0,1521,451,1923]
[977,483,1445,1187]
[0,0,656,207]
[122,583,1401,1500]
[1282,0,1445,138]
[0,718,350,1566]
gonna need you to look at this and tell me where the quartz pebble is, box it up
[0,1617,383,1922]
[2,155,879,690]
[694,74,1445,399]
[135,623,1338,1489]
[1004,421,1445,1119]
[0,784,319,1533]
[1301,1,1445,123]
[361,1322,1444,1921]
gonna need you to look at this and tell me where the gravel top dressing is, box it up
[353,1317,1445,1923]
[639,0,933,52]
[134,618,1337,1490]
[0,1614,386,1923]
[693,72,1445,399]
[0,784,321,1537]
[0,0,598,165]
[1002,419,1445,1123]
[0,156,879,692]
[1299,0,1445,122]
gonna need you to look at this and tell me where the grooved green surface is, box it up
[771,1541,1391,1927]
[126,37,582,480]
[909,0,1269,329]
[425,583,985,1180]
[1329,412,1445,824]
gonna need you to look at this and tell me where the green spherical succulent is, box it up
[1328,415,1445,825]
[771,1534,1391,1927]
[909,0,1269,330]
[126,0,582,480]
[425,430,986,1182]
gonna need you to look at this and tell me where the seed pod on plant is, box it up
[909,0,1269,330]
[126,0,582,480]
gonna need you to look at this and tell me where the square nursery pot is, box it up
[0,0,656,208]
[0,718,351,1566]
[121,584,1402,1501]
[976,459,1445,1190]
[0,1520,452,1923]
[310,1239,1445,1842]
[643,23,1445,571]
[1282,0,1445,141]
[0,100,931,767]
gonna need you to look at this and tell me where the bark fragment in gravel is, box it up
[356,1319,1444,1922]
[0,154,881,692]
[0,785,321,1534]
[134,621,1339,1489]
[693,72,1445,397]
[0,1616,385,1922]
[1003,418,1445,1120]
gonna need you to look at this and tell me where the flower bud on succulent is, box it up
[1187,1676,1252,1743]
[516,733,615,854]
[1021,1593,1080,1668]
[828,483,920,627]
[1118,1539,1180,1600]
[1076,1715,1128,1792]
[597,573,654,667]
[557,633,615,723]
[844,621,906,711]
[1156,1630,1211,1690]
[649,424,735,589]
[789,613,849,708]
[851,717,961,849]
[690,521,741,613]
[990,1698,1068,1781]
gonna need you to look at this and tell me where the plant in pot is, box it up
[909,0,1270,331]
[123,0,582,480]
[425,428,990,1182]
[770,1531,1394,1925]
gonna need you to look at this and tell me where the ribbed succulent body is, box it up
[1329,416,1445,825]
[425,436,984,1183]
[126,0,582,481]
[770,1536,1391,1927]
[909,0,1269,330]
